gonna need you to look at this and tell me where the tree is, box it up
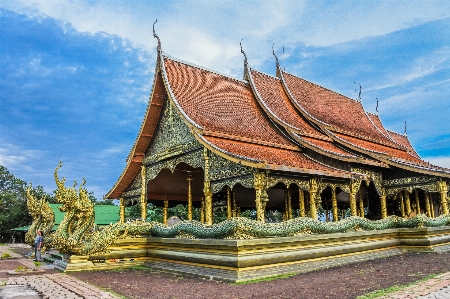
[0,166,56,241]
[0,166,30,240]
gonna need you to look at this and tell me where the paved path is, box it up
[3,243,450,298]
[0,244,121,299]
[371,272,450,299]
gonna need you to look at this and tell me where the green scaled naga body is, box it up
[25,162,450,256]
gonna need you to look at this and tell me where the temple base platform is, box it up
[55,226,450,283]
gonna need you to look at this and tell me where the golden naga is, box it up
[25,183,55,250]
[51,161,95,254]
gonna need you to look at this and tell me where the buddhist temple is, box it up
[105,34,450,226]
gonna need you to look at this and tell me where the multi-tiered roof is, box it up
[105,49,450,199]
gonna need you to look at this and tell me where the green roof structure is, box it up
[11,204,120,232]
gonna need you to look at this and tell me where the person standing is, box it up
[34,230,44,262]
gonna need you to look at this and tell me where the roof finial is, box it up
[358,83,362,102]
[404,120,407,135]
[272,43,280,69]
[240,39,248,67]
[153,19,161,52]
[376,98,378,113]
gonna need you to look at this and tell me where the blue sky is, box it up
[0,1,449,199]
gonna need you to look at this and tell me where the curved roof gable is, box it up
[281,70,402,149]
[105,67,166,199]
[248,68,358,160]
[162,56,291,147]
[161,55,352,178]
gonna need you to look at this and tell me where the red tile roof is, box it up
[281,71,402,149]
[386,129,421,159]
[249,68,357,159]
[249,68,320,137]
[163,57,291,147]
[333,132,425,164]
[203,136,351,177]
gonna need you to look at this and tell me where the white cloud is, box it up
[2,1,449,76]
[424,156,450,169]
[0,140,43,173]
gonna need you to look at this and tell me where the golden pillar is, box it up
[380,195,387,219]
[331,187,338,221]
[358,192,364,218]
[232,189,237,217]
[399,193,405,217]
[287,188,293,219]
[203,148,213,225]
[163,200,168,225]
[430,197,435,218]
[349,192,357,216]
[226,186,232,219]
[414,189,421,214]
[140,166,147,220]
[200,196,205,223]
[403,190,411,216]
[119,198,125,223]
[237,207,241,217]
[254,171,268,222]
[438,181,449,215]
[309,178,319,219]
[349,179,360,217]
[187,172,193,221]
[299,189,306,217]
[425,192,431,217]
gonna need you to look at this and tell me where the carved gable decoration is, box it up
[122,173,142,198]
[144,98,201,165]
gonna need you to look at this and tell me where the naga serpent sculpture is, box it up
[50,161,95,254]
[27,162,450,256]
[25,183,55,251]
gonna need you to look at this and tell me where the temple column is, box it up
[399,193,405,217]
[309,178,319,219]
[358,192,364,218]
[349,192,357,216]
[226,186,232,219]
[187,172,193,221]
[200,197,205,224]
[254,171,268,222]
[119,198,125,223]
[331,187,338,221]
[203,149,213,225]
[140,166,147,220]
[403,190,411,216]
[163,200,168,225]
[299,189,306,217]
[232,189,237,217]
[414,189,421,214]
[430,197,435,218]
[438,181,449,215]
[349,180,360,217]
[424,192,431,217]
[287,188,293,219]
[380,195,387,219]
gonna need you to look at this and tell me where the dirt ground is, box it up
[69,252,450,299]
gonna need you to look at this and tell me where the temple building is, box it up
[105,37,450,226]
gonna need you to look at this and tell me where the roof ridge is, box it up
[281,70,360,103]
[250,68,279,80]
[162,52,248,85]
[386,128,407,137]
[202,129,300,151]
[302,152,351,175]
